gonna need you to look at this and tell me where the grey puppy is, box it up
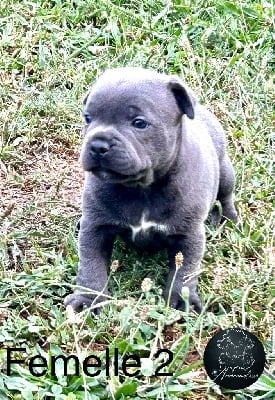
[64,67,238,313]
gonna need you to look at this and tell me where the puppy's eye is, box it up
[84,114,93,124]
[132,118,149,129]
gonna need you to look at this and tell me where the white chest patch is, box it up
[129,213,168,241]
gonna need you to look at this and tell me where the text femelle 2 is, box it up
[5,347,173,377]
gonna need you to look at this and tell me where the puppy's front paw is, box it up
[188,290,202,313]
[164,287,202,313]
[64,293,110,315]
[64,293,94,312]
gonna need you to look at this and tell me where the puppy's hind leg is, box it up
[217,154,238,222]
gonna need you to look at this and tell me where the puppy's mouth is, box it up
[91,167,153,186]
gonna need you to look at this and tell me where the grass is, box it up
[0,0,274,398]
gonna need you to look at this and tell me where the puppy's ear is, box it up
[168,78,197,119]
[83,91,90,105]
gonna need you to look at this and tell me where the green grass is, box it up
[0,0,274,399]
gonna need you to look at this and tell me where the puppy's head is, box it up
[81,67,196,186]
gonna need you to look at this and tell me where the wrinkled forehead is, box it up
[84,70,176,119]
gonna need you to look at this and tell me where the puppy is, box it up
[64,68,238,313]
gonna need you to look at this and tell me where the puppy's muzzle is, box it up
[90,139,110,159]
[81,129,154,185]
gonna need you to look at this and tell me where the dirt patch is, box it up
[1,142,84,268]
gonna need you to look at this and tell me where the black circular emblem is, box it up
[203,328,266,389]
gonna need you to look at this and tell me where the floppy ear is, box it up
[168,78,197,119]
[83,91,90,105]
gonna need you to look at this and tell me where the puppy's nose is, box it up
[90,139,110,157]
